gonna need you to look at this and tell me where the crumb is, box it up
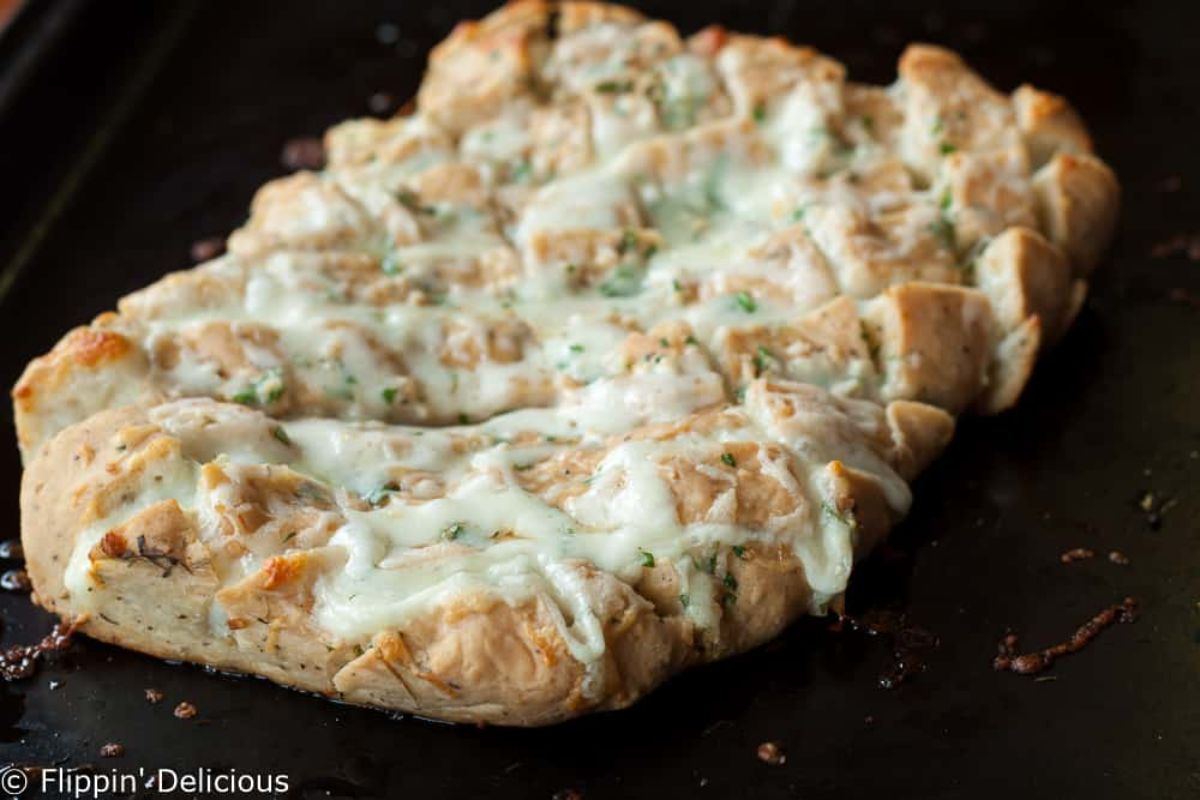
[864,715,875,724]
[48,680,62,690]
[280,136,325,171]
[1059,547,1095,564]
[756,741,787,766]
[189,237,225,263]
[994,597,1139,676]
[99,742,125,758]
[0,621,76,681]
[552,790,583,800]
[173,701,197,720]
[144,688,164,704]
[1108,550,1130,565]
[1150,233,1200,261]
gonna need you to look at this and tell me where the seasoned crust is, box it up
[12,325,153,459]
[1033,152,1121,276]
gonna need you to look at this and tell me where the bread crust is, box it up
[22,388,944,724]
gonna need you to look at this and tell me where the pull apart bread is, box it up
[13,2,1118,725]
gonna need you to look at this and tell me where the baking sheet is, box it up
[0,1,1197,797]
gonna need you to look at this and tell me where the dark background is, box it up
[0,1,1197,797]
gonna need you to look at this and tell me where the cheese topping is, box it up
[38,4,1108,678]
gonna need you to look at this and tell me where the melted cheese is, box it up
[52,8,1061,672]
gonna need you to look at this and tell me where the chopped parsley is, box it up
[366,484,398,507]
[752,345,775,377]
[732,545,747,560]
[720,452,737,468]
[381,387,398,405]
[939,141,958,155]
[231,387,257,405]
[929,216,957,251]
[684,334,699,346]
[509,159,533,183]
[598,264,644,297]
[734,291,757,313]
[271,426,292,446]
[441,522,465,541]
[618,229,639,255]
[861,114,875,134]
[752,102,767,124]
[859,320,881,363]
[722,573,739,606]
[679,593,691,609]
[231,367,285,406]
[568,343,585,354]
[458,412,470,425]
[639,549,656,568]
[595,79,634,94]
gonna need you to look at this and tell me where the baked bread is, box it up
[13,2,1118,725]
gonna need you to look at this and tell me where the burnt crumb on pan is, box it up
[756,741,787,766]
[1149,233,1200,260]
[993,597,1139,676]
[173,701,198,720]
[99,742,125,758]
[0,568,31,592]
[47,679,63,690]
[1108,550,1131,565]
[189,236,226,263]
[144,687,164,704]
[551,789,583,800]
[281,136,326,171]
[1059,547,1095,564]
[1136,490,1177,530]
[0,539,23,560]
[835,610,939,689]
[0,621,76,681]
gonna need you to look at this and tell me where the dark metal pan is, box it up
[0,1,1196,797]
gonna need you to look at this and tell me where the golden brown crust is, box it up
[1032,152,1121,277]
